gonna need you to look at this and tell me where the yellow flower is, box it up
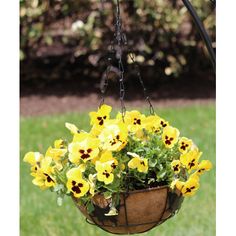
[23,152,43,176]
[32,156,56,190]
[89,104,112,127]
[45,146,67,162]
[66,167,89,198]
[159,118,169,128]
[72,132,93,143]
[95,161,114,185]
[143,115,168,134]
[54,139,66,149]
[65,122,80,135]
[196,160,212,175]
[68,137,100,164]
[99,120,128,151]
[99,151,118,170]
[180,148,202,172]
[90,125,104,137]
[162,126,180,148]
[170,179,184,190]
[171,176,199,197]
[118,110,145,133]
[189,172,200,182]
[127,152,148,173]
[178,137,193,153]
[23,151,43,166]
[181,177,200,197]
[171,160,181,174]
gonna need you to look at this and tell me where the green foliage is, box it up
[20,0,215,77]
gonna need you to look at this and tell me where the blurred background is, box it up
[20,0,215,116]
[20,1,216,235]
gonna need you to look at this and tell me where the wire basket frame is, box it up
[73,186,184,234]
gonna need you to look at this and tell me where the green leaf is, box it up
[149,158,157,167]
[86,201,95,214]
[104,192,112,199]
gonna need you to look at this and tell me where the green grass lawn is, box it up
[20,104,215,236]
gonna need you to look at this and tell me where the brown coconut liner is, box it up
[72,186,183,234]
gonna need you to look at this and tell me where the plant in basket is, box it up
[23,0,214,233]
[23,104,212,234]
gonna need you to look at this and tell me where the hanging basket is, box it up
[73,186,183,234]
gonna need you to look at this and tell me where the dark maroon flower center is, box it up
[111,163,117,169]
[44,173,54,183]
[79,148,92,159]
[173,165,179,172]
[97,116,107,126]
[109,135,123,146]
[188,159,196,168]
[180,142,189,151]
[165,135,174,145]
[71,180,84,194]
[185,186,195,194]
[103,170,110,178]
[160,121,167,127]
[133,118,141,125]
[140,161,145,166]
[197,168,205,173]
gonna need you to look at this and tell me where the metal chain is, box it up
[99,0,154,116]
[128,52,155,115]
[115,0,126,121]
[99,0,126,120]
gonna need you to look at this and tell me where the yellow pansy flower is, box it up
[99,151,118,170]
[72,131,93,143]
[171,176,199,197]
[170,179,184,190]
[162,126,180,148]
[68,137,100,164]
[23,151,43,166]
[45,146,67,162]
[65,122,80,135]
[178,137,193,153]
[180,148,202,172]
[159,118,169,128]
[66,167,89,198]
[143,115,168,134]
[32,156,56,190]
[90,124,104,137]
[99,120,128,151]
[23,151,43,176]
[54,139,66,149]
[181,177,200,197]
[171,160,181,174]
[127,152,148,173]
[118,110,145,133]
[189,172,200,182]
[89,104,112,127]
[196,160,212,175]
[95,161,114,185]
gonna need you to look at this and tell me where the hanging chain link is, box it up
[99,0,155,116]
[128,52,155,115]
[115,0,126,121]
